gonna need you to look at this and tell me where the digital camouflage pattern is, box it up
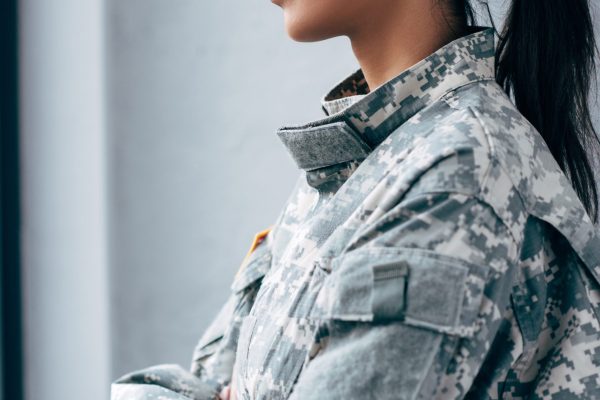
[111,25,600,400]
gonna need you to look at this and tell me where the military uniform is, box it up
[111,25,600,400]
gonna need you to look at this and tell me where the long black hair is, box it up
[442,0,600,224]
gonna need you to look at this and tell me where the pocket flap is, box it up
[230,238,273,293]
[311,246,489,337]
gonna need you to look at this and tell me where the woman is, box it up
[112,0,600,399]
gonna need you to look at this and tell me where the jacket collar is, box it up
[276,25,496,176]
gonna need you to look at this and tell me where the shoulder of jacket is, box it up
[435,82,600,277]
[399,92,504,202]
[397,84,530,246]
[438,80,549,208]
[377,123,518,253]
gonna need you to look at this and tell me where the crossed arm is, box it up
[111,173,521,400]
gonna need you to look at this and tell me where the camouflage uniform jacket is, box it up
[111,25,600,400]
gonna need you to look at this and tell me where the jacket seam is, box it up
[466,105,528,256]
[464,106,495,202]
[401,189,521,255]
[440,78,496,112]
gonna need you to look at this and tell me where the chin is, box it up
[285,25,331,42]
[282,7,346,42]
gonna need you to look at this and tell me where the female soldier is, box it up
[112,0,600,399]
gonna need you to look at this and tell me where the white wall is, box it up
[19,0,110,399]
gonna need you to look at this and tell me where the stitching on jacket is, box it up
[467,104,528,256]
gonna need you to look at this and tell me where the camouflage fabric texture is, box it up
[111,25,600,400]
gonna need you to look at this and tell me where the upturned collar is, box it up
[276,26,496,177]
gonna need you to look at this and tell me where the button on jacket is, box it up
[111,26,600,400]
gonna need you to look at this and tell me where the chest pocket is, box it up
[310,246,490,338]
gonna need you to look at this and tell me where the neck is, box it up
[347,2,466,91]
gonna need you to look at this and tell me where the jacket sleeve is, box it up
[110,226,276,400]
[287,190,521,400]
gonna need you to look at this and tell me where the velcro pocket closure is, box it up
[371,260,409,320]
[311,246,490,338]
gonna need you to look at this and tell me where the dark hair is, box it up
[442,0,600,224]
